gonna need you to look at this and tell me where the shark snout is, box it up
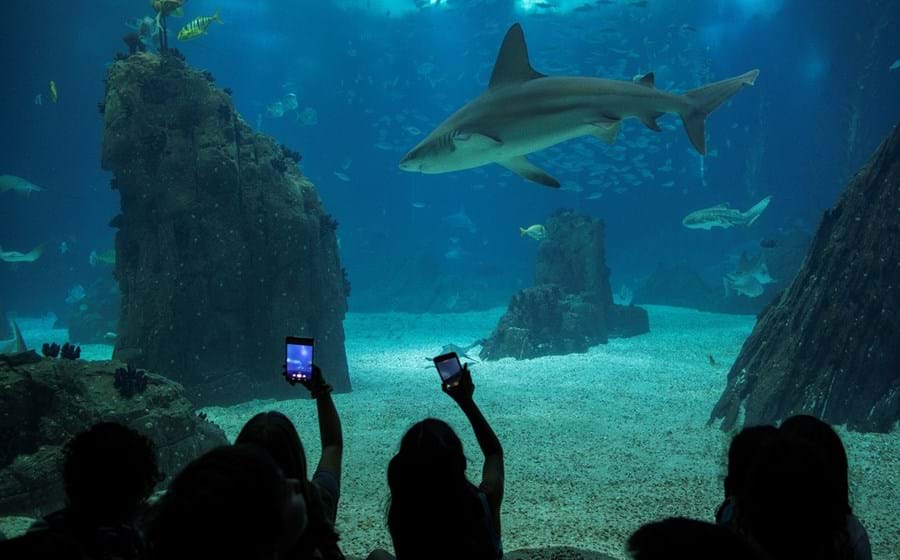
[398,153,421,172]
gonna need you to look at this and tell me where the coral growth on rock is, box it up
[100,53,350,404]
[0,357,227,516]
[114,364,148,398]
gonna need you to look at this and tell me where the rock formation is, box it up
[0,356,227,517]
[710,124,900,432]
[482,211,648,360]
[100,52,350,403]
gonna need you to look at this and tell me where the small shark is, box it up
[683,196,772,230]
[425,341,484,366]
[0,244,44,263]
[400,23,759,187]
[1,321,27,354]
[0,175,45,196]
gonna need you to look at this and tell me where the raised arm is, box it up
[304,365,343,478]
[443,366,505,533]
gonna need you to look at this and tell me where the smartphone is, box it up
[433,352,463,384]
[285,337,315,382]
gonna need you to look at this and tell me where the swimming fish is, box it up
[0,244,44,263]
[89,249,116,267]
[723,252,776,298]
[520,224,548,240]
[0,175,45,196]
[177,11,223,41]
[682,196,771,230]
[34,93,42,106]
[49,81,58,103]
[890,59,900,71]
[399,23,758,187]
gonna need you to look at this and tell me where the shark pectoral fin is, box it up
[592,121,622,144]
[489,24,546,89]
[456,132,503,149]
[641,112,664,131]
[499,157,560,188]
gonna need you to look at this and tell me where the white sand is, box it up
[12,307,900,558]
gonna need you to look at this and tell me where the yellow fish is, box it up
[177,10,223,41]
[519,224,548,241]
[49,80,58,103]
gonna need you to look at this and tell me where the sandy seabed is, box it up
[11,306,900,558]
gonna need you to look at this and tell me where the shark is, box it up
[683,196,772,230]
[0,175,45,196]
[0,244,44,263]
[723,251,776,298]
[399,23,759,187]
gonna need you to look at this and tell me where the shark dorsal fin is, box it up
[635,72,655,87]
[489,23,546,89]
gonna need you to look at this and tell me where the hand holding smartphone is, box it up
[285,336,315,384]
[433,352,463,385]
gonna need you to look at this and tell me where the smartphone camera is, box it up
[285,337,315,383]
[433,352,463,385]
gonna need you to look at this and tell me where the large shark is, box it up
[399,23,759,187]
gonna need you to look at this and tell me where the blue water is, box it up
[1,0,899,314]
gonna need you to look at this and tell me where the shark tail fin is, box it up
[744,195,772,226]
[680,69,759,154]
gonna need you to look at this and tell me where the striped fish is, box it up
[176,10,222,41]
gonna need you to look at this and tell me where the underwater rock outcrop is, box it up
[100,53,350,403]
[0,356,227,517]
[710,124,900,433]
[482,211,648,360]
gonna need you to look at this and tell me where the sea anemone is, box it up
[114,363,149,398]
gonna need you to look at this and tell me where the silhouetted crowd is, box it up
[0,363,872,560]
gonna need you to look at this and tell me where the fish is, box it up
[436,341,482,363]
[1,321,27,354]
[177,11,223,41]
[682,196,771,230]
[520,224,548,240]
[399,23,759,187]
[333,171,351,182]
[442,208,477,233]
[0,244,44,263]
[411,202,427,209]
[65,284,86,304]
[890,60,900,71]
[723,252,776,298]
[126,16,161,47]
[89,249,116,267]
[59,241,69,254]
[49,81,58,103]
[34,93,42,106]
[0,175,45,196]
[723,273,764,298]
